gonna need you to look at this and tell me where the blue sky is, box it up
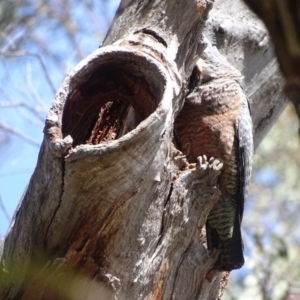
[0,0,119,238]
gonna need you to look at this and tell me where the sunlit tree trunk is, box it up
[0,0,286,299]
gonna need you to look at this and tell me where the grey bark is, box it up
[0,0,286,299]
[241,0,300,129]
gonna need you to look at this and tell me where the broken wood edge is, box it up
[45,42,183,157]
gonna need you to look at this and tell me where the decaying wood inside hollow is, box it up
[62,58,162,147]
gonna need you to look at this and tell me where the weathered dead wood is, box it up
[0,0,287,299]
[242,0,300,130]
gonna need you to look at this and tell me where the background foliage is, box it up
[225,105,300,300]
[0,1,299,299]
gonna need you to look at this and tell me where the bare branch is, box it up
[0,50,56,94]
[0,121,40,147]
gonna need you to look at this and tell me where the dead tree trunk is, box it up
[242,0,300,128]
[0,0,287,299]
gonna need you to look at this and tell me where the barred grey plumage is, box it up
[175,41,253,271]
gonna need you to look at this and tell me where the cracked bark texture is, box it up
[242,0,300,132]
[0,0,287,299]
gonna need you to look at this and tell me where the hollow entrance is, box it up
[62,58,162,147]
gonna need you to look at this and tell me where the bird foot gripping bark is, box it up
[196,155,223,181]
